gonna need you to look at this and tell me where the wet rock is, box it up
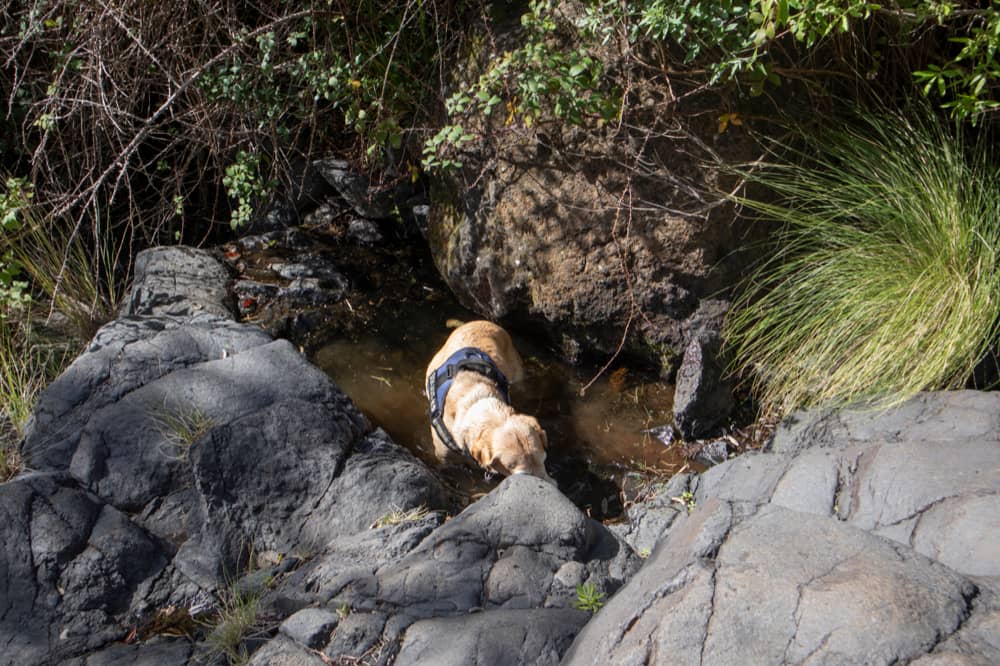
[574,391,1000,664]
[672,330,734,439]
[395,608,589,666]
[122,246,232,319]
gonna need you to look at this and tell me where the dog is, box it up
[425,320,554,484]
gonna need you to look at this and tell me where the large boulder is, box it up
[5,247,446,664]
[565,391,1000,664]
[426,4,769,369]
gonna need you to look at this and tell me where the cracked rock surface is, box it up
[566,392,1000,665]
[257,474,640,665]
[3,247,444,665]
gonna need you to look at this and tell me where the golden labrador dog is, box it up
[425,320,554,484]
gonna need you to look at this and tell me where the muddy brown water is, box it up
[312,297,687,521]
[230,220,690,521]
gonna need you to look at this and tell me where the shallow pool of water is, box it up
[312,295,687,519]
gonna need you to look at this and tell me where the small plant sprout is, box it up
[370,504,429,529]
[336,603,351,621]
[671,491,696,512]
[574,582,606,613]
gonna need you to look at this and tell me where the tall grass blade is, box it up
[724,107,1000,415]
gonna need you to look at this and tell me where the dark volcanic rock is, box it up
[122,246,232,318]
[566,391,1000,665]
[290,474,640,665]
[672,330,735,439]
[314,158,396,219]
[395,608,589,666]
[4,246,447,665]
[0,474,168,664]
[61,637,193,665]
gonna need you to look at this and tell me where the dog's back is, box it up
[425,320,524,385]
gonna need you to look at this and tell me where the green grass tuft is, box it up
[0,312,76,481]
[724,106,1000,415]
[203,587,263,665]
[153,404,214,460]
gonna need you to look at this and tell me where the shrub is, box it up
[0,0,479,239]
[723,105,1000,414]
[423,1,1000,171]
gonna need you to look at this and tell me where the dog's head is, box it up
[479,414,555,485]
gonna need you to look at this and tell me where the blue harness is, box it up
[427,347,510,457]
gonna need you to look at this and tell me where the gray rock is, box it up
[347,218,384,245]
[323,611,388,661]
[271,515,444,613]
[121,247,232,319]
[279,608,340,649]
[304,475,638,664]
[0,475,167,665]
[22,314,271,471]
[5,243,450,664]
[61,637,193,665]
[314,159,395,219]
[68,339,358,512]
[672,330,735,439]
[565,503,980,665]
[369,475,638,618]
[238,228,310,252]
[608,472,693,555]
[245,636,328,665]
[395,608,589,666]
[578,391,1000,664]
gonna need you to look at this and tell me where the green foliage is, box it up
[423,0,621,170]
[672,490,697,512]
[1,1,475,238]
[724,106,1000,414]
[574,582,606,613]
[912,2,1000,119]
[423,0,1000,171]
[222,152,264,231]
[0,178,32,310]
[7,207,123,341]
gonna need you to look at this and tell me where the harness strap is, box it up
[427,347,510,457]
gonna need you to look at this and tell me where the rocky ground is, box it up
[2,245,998,665]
